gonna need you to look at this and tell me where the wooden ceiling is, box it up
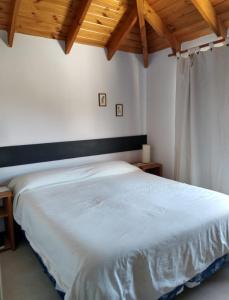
[1,0,229,67]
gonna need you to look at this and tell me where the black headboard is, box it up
[0,135,147,167]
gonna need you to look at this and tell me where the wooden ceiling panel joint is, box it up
[136,0,148,68]
[191,0,227,38]
[8,0,22,47]
[65,0,93,54]
[2,0,229,57]
[106,7,138,60]
[143,0,180,54]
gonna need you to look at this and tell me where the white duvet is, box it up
[10,161,229,300]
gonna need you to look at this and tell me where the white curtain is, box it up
[175,46,229,194]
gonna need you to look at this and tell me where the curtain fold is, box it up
[175,47,229,194]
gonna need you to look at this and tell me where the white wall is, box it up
[146,49,177,179]
[146,33,222,179]
[0,31,146,147]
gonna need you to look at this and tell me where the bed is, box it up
[9,160,229,300]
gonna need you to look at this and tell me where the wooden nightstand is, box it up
[0,187,15,252]
[133,162,163,176]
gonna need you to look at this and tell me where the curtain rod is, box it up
[168,38,226,57]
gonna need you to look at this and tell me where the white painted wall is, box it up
[146,33,223,179]
[146,49,177,179]
[0,31,146,148]
[0,30,148,231]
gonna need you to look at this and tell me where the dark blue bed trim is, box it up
[24,235,229,300]
[32,249,65,299]
[159,254,229,300]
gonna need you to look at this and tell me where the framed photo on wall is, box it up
[116,104,123,117]
[98,93,107,107]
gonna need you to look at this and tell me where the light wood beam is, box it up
[65,0,93,54]
[8,0,22,47]
[136,0,148,68]
[143,0,180,53]
[106,8,138,60]
[191,0,226,38]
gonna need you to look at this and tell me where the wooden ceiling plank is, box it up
[65,0,93,54]
[3,0,229,56]
[106,7,138,60]
[8,0,22,47]
[136,0,148,68]
[143,0,180,53]
[191,0,227,38]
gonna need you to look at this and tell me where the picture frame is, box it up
[98,93,107,107]
[116,104,123,117]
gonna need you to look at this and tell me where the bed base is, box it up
[22,233,229,300]
[159,254,229,299]
[32,249,65,299]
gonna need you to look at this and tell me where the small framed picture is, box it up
[116,104,123,117]
[98,93,107,107]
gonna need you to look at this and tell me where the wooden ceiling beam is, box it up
[8,0,22,47]
[106,7,138,61]
[143,0,180,53]
[136,0,148,68]
[191,0,227,38]
[65,0,93,54]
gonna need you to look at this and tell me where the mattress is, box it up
[10,160,229,300]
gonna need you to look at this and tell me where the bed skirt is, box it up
[31,239,229,300]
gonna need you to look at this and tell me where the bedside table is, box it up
[0,187,15,252]
[133,162,163,176]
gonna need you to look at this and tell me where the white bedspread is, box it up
[10,161,229,300]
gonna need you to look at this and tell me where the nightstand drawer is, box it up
[133,162,163,176]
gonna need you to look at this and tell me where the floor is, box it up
[0,241,59,300]
[1,241,229,300]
